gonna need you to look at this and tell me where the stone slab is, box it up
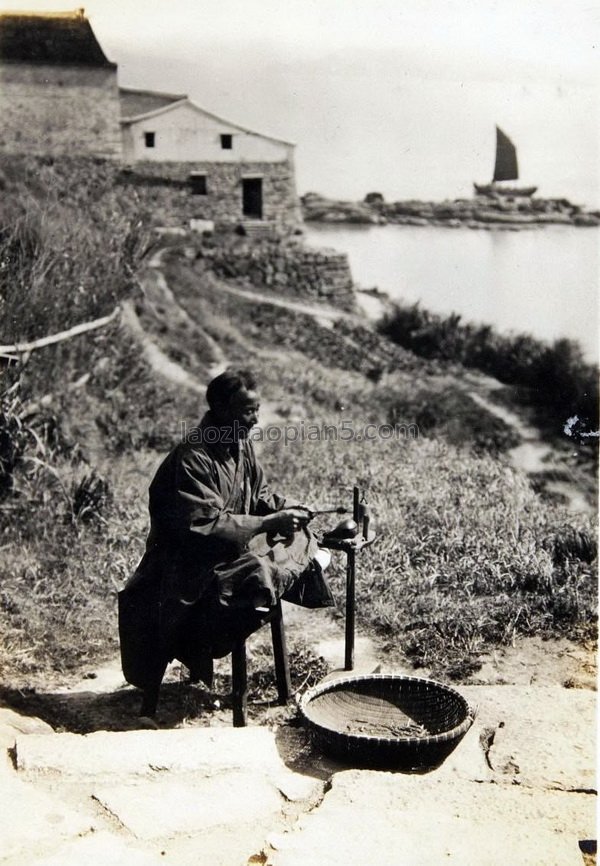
[94,770,282,839]
[15,727,283,777]
[273,769,324,803]
[14,832,166,866]
[0,773,96,860]
[268,770,596,866]
[432,718,492,782]
[461,685,596,791]
[158,827,283,866]
[0,708,53,753]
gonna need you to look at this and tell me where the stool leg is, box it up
[139,658,168,719]
[270,601,291,705]
[231,639,248,727]
[140,685,160,718]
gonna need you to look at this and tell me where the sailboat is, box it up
[474,126,537,197]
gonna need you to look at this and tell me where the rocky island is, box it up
[301,190,600,229]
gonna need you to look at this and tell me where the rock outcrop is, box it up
[301,191,600,229]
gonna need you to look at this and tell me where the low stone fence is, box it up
[196,239,356,311]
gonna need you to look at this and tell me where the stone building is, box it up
[0,9,121,159]
[0,10,301,229]
[120,87,301,229]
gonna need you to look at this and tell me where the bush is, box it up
[379,302,599,449]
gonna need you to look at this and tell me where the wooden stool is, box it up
[231,599,291,726]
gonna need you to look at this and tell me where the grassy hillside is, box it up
[0,156,596,692]
[379,303,599,461]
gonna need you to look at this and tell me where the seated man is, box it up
[119,369,333,719]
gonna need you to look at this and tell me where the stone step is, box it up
[24,833,166,866]
[94,771,283,840]
[459,685,596,792]
[5,725,325,866]
[2,682,596,866]
[241,220,279,239]
[267,770,596,866]
[14,727,314,790]
[0,774,96,862]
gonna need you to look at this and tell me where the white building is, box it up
[119,87,300,226]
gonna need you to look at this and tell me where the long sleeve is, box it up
[176,448,263,548]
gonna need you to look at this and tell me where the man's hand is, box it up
[262,508,312,536]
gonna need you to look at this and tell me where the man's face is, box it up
[225,388,260,438]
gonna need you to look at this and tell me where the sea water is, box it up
[304,223,599,362]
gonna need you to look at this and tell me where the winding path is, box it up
[468,390,593,514]
[131,246,593,515]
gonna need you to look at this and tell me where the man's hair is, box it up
[206,369,257,410]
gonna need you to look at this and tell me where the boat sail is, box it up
[474,126,537,197]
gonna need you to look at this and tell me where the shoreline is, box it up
[301,191,600,230]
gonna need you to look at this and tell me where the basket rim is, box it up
[299,672,477,747]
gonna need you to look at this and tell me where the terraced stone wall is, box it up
[196,238,356,311]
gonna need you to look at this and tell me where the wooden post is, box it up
[231,639,248,727]
[270,600,292,705]
[345,548,356,671]
[344,486,361,671]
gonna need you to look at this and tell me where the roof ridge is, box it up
[119,86,187,101]
[0,10,86,19]
[0,8,115,67]
[186,97,295,146]
[120,96,295,146]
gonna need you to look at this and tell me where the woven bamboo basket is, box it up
[299,674,476,770]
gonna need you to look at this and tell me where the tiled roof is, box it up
[119,87,186,119]
[0,10,115,67]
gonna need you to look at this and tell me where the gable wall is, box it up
[0,62,121,159]
[122,102,291,163]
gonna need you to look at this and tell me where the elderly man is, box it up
[119,369,333,720]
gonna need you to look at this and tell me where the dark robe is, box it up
[119,412,334,691]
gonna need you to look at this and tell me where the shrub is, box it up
[379,302,599,451]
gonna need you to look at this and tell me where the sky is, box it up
[2,0,599,203]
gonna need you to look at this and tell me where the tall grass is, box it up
[0,155,188,683]
[252,357,597,678]
[0,155,152,400]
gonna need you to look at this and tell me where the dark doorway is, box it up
[242,178,263,219]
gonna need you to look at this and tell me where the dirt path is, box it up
[131,254,294,428]
[467,389,594,514]
[203,280,356,329]
[141,246,593,516]
[121,300,204,393]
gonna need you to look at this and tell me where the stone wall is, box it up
[196,238,356,311]
[0,63,121,159]
[123,160,302,230]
